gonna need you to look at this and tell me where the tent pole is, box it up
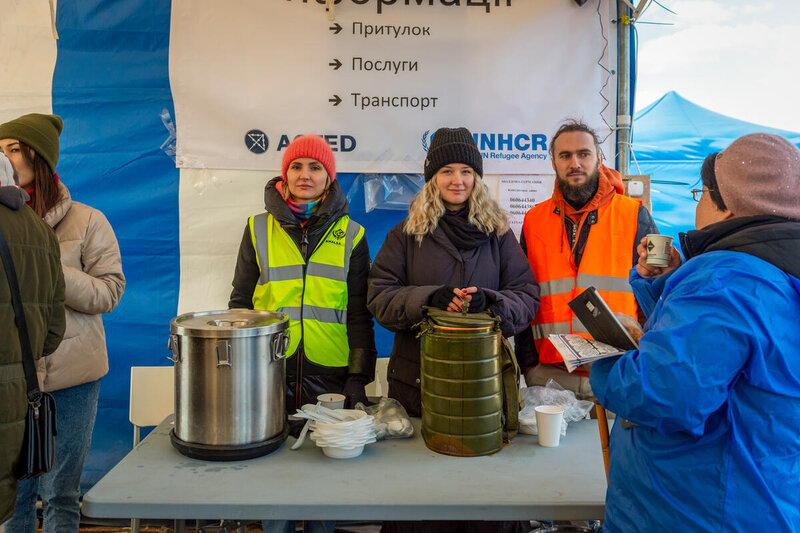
[616,0,632,175]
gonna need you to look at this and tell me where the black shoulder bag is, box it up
[0,227,57,480]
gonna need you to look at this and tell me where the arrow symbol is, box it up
[329,23,342,35]
[329,58,342,70]
[329,94,341,106]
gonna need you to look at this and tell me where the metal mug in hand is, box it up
[645,234,673,267]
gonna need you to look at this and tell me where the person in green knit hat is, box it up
[0,113,63,218]
[0,113,126,533]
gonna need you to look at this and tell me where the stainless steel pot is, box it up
[167,309,289,460]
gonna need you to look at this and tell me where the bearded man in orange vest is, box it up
[515,120,658,401]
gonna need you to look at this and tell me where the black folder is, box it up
[567,287,639,351]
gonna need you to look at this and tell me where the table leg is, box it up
[174,519,186,533]
[596,404,610,484]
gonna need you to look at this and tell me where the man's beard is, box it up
[557,165,600,209]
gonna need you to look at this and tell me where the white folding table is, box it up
[83,415,606,522]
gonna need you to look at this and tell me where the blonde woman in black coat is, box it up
[368,127,540,417]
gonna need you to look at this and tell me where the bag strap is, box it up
[500,337,522,441]
[0,227,42,402]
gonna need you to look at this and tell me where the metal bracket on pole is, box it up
[618,0,650,22]
[632,0,650,20]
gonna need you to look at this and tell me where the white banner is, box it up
[170,0,616,174]
[0,0,57,123]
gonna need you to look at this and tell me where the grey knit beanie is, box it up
[715,133,800,220]
[0,153,16,187]
[424,127,483,181]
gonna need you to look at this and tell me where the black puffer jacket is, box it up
[229,177,376,411]
[367,219,539,416]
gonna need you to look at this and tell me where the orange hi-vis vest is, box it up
[522,193,640,368]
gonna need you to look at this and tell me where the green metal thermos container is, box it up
[419,308,503,457]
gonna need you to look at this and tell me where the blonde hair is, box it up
[404,172,510,243]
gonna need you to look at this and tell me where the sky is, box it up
[633,0,800,132]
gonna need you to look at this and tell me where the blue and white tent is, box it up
[632,91,800,243]
[5,2,800,493]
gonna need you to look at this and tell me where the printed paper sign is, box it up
[498,175,555,238]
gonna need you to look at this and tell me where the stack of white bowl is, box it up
[309,409,377,458]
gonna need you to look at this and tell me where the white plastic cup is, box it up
[535,405,564,447]
[645,234,674,267]
[317,393,345,410]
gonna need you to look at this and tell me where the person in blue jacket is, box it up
[589,133,800,532]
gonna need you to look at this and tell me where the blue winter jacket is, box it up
[590,216,800,532]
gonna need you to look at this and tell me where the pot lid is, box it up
[170,309,288,338]
[423,306,500,330]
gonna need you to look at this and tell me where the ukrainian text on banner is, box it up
[170,0,615,174]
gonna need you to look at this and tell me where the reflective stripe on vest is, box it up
[249,213,365,368]
[522,194,640,364]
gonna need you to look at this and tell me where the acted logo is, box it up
[245,130,268,153]
[243,131,356,153]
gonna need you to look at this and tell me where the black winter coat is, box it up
[367,220,540,416]
[229,178,376,411]
[1,187,65,522]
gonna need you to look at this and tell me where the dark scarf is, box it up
[680,215,800,279]
[438,206,491,251]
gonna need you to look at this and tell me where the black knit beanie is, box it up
[0,113,63,173]
[424,127,483,182]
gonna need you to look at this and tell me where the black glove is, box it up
[429,285,457,310]
[343,373,371,409]
[466,288,491,313]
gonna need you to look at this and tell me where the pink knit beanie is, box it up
[715,133,800,219]
[281,135,336,182]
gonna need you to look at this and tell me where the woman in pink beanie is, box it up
[230,135,376,443]
[230,133,376,406]
[230,135,376,533]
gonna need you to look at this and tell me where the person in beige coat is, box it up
[0,114,125,533]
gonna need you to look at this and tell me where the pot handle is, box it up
[216,340,232,368]
[272,332,290,361]
[167,334,180,363]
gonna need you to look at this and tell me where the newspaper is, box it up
[548,334,627,373]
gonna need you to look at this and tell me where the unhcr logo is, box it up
[421,130,549,161]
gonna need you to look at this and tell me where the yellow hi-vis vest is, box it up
[248,213,365,368]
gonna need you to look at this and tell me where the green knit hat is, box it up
[0,113,63,173]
